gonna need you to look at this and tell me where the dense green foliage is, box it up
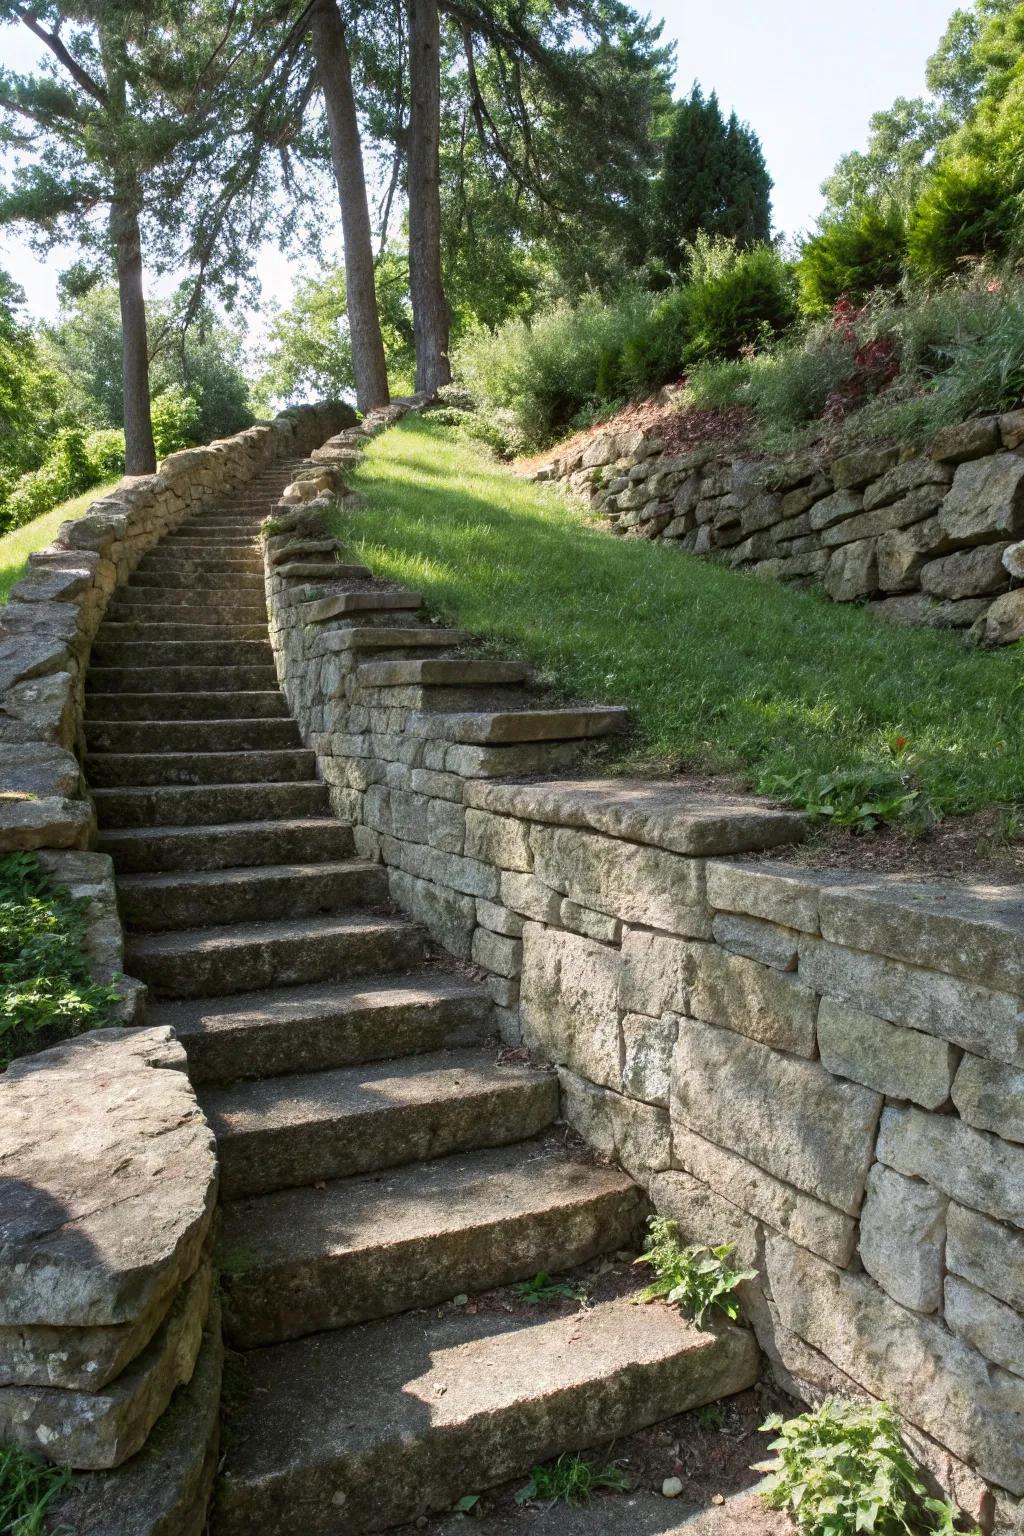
[339,421,1024,819]
[0,481,118,605]
[681,237,796,361]
[756,1399,973,1536]
[0,853,121,1071]
[634,1218,756,1326]
[798,204,908,312]
[0,1445,71,1536]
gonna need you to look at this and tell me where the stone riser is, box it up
[92,780,329,827]
[117,860,389,930]
[90,642,274,669]
[85,718,301,753]
[85,748,317,788]
[85,690,289,721]
[99,817,354,873]
[96,623,270,644]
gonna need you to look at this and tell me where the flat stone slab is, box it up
[464,779,807,856]
[355,658,532,688]
[0,1029,217,1337]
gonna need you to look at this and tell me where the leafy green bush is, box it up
[633,1217,756,1326]
[151,385,202,458]
[683,242,797,362]
[0,852,120,1071]
[908,153,1019,278]
[619,286,692,395]
[0,1445,72,1536]
[1,428,96,535]
[798,203,908,312]
[84,427,125,479]
[756,1398,975,1536]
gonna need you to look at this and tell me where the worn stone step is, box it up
[162,528,260,540]
[219,1141,643,1347]
[84,690,289,721]
[299,590,423,624]
[355,658,533,689]
[408,707,631,745]
[135,553,263,574]
[91,640,273,668]
[86,748,317,788]
[123,569,266,590]
[104,597,268,623]
[118,859,388,930]
[154,971,491,1084]
[268,539,341,567]
[99,817,354,874]
[93,779,329,828]
[214,1291,759,1535]
[321,626,471,653]
[126,911,423,1002]
[200,1047,558,1199]
[85,718,300,754]
[95,622,269,644]
[87,664,279,694]
[275,560,367,582]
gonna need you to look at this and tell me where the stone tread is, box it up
[85,748,318,787]
[97,817,355,873]
[322,625,472,652]
[87,665,280,693]
[85,718,301,753]
[355,658,532,688]
[214,1291,760,1534]
[90,641,274,667]
[425,1490,789,1536]
[116,858,389,930]
[407,706,630,745]
[85,691,290,720]
[151,971,492,1083]
[93,781,329,828]
[218,1140,643,1346]
[198,1047,559,1197]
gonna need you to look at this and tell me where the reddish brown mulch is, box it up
[514,393,754,474]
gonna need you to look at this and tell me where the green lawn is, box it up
[0,481,120,604]
[336,418,1024,819]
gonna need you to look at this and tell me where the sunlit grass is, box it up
[335,418,1024,816]
[0,480,120,604]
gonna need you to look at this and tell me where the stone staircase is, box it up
[83,453,760,1534]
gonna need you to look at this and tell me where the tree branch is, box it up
[13,7,107,103]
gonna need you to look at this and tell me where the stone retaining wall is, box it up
[533,413,1024,646]
[266,408,1024,1533]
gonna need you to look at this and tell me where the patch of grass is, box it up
[755,1398,977,1536]
[0,852,121,1071]
[515,1453,631,1506]
[512,1271,589,1306]
[0,479,118,604]
[337,419,1024,820]
[634,1217,755,1327]
[0,1445,72,1535]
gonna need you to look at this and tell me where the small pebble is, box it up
[712,1493,725,1505]
[453,1294,469,1306]
[662,1477,683,1499]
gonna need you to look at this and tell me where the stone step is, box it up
[90,640,273,668]
[85,690,289,721]
[275,560,367,582]
[199,1047,558,1198]
[86,748,318,788]
[219,1141,643,1347]
[321,626,471,653]
[96,622,269,644]
[135,553,263,574]
[104,597,268,622]
[426,1490,779,1536]
[162,528,260,540]
[299,590,423,624]
[99,817,355,874]
[214,1291,759,1535]
[407,707,631,745]
[126,911,423,1002]
[355,658,533,689]
[85,718,301,754]
[93,779,329,828]
[87,664,279,694]
[123,569,266,590]
[268,539,341,567]
[154,971,492,1084]
[117,859,388,930]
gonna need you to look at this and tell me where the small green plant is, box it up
[756,1398,978,1536]
[760,762,928,832]
[633,1217,756,1326]
[0,852,121,1070]
[0,1445,72,1535]
[513,1271,588,1306]
[694,1403,726,1430]
[515,1453,630,1506]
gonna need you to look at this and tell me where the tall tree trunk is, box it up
[111,197,157,476]
[309,0,390,412]
[407,0,451,395]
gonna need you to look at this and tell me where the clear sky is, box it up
[0,0,959,328]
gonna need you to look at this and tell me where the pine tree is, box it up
[651,85,771,270]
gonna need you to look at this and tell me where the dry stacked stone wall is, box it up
[267,405,1024,1534]
[534,412,1024,646]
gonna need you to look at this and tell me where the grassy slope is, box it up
[0,481,120,604]
[337,419,1023,817]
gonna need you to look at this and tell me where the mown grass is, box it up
[337,419,1024,819]
[0,480,119,604]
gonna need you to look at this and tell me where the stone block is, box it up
[928,417,1001,463]
[499,870,562,924]
[463,809,533,871]
[529,823,709,935]
[471,926,522,979]
[947,1203,1024,1313]
[672,1124,856,1266]
[876,516,954,592]
[426,797,466,854]
[863,459,953,512]
[557,1069,671,1181]
[706,858,821,932]
[824,538,878,601]
[939,453,1024,544]
[808,489,863,531]
[475,899,524,938]
[817,999,956,1109]
[671,1019,881,1215]
[953,1055,1024,1144]
[859,1165,946,1312]
[876,1104,1024,1226]
[559,899,621,945]
[946,1276,1024,1378]
[798,935,1024,1064]
[621,930,817,1055]
[921,543,1011,599]
[979,590,1024,647]
[387,868,475,958]
[648,1170,760,1275]
[711,912,798,971]
[832,446,900,489]
[766,1235,1024,1496]
[621,1013,677,1107]
[820,487,945,548]
[520,924,622,1091]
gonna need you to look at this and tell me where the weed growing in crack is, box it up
[515,1453,631,1506]
[633,1217,756,1326]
